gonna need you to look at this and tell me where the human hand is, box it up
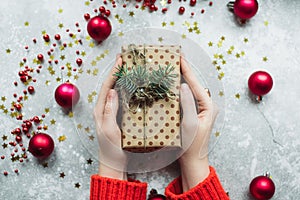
[94,55,127,180]
[179,56,218,191]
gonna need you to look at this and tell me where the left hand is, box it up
[94,55,127,180]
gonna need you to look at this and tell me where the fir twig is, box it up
[114,64,177,111]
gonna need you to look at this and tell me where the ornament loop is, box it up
[227,1,234,10]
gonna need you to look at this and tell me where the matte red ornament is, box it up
[248,71,273,96]
[55,82,80,108]
[250,174,275,200]
[87,15,112,42]
[28,133,54,159]
[227,0,258,19]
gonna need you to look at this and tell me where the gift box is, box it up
[116,44,181,152]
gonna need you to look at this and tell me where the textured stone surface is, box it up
[0,0,299,199]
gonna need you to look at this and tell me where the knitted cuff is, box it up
[90,175,148,200]
[165,166,230,200]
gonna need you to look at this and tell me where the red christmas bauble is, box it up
[148,196,165,200]
[234,0,258,19]
[55,82,80,108]
[87,15,112,42]
[250,175,275,200]
[28,133,54,159]
[248,71,273,96]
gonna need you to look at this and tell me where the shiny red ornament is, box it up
[148,189,166,200]
[54,34,61,41]
[248,71,273,96]
[55,82,80,108]
[43,34,50,42]
[37,54,44,61]
[227,0,258,19]
[28,86,35,94]
[28,133,54,159]
[87,15,112,42]
[250,175,275,200]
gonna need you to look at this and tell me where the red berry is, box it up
[16,136,22,143]
[105,9,111,17]
[43,34,50,42]
[190,0,196,6]
[54,34,61,40]
[84,13,90,21]
[179,6,185,14]
[99,6,106,13]
[3,171,8,176]
[37,54,44,61]
[28,86,35,94]
[76,58,83,66]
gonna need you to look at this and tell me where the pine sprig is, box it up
[114,64,178,111]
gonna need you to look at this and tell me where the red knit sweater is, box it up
[90,166,229,200]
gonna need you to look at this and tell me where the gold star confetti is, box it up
[241,51,245,56]
[24,21,29,26]
[1,96,6,102]
[244,38,249,43]
[68,111,74,118]
[181,34,186,39]
[170,21,175,26]
[263,56,268,62]
[68,42,73,47]
[58,23,64,28]
[220,36,225,41]
[129,11,135,17]
[221,60,226,65]
[50,119,56,125]
[60,55,66,60]
[215,131,220,137]
[77,124,83,129]
[85,1,90,6]
[218,91,224,96]
[45,108,50,113]
[2,135,7,141]
[74,75,79,80]
[218,72,224,80]
[81,51,86,57]
[89,135,95,141]
[60,172,66,178]
[6,49,11,54]
[58,8,63,13]
[158,37,163,42]
[162,22,167,27]
[118,32,124,37]
[217,41,223,48]
[208,42,213,47]
[75,183,81,188]
[235,93,240,99]
[56,77,61,82]
[2,143,8,149]
[216,66,221,71]
[235,53,240,58]
[45,80,50,85]
[89,42,95,48]
[42,162,48,168]
[227,50,232,54]
[212,60,218,65]
[188,27,193,33]
[92,69,99,76]
[264,21,269,26]
[160,0,167,6]
[87,158,93,165]
[118,19,124,24]
[84,127,90,133]
[58,135,66,142]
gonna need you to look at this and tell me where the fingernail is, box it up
[107,89,115,100]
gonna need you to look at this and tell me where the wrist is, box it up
[98,162,127,180]
[179,156,210,192]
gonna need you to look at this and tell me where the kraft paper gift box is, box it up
[119,44,181,152]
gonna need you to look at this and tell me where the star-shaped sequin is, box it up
[60,172,66,178]
[87,158,93,165]
[75,183,81,188]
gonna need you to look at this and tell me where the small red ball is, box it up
[76,58,83,66]
[55,82,80,108]
[87,15,112,42]
[43,34,50,42]
[28,133,54,159]
[234,0,258,19]
[37,54,44,61]
[15,135,22,143]
[178,6,185,14]
[28,86,35,94]
[250,175,275,200]
[99,6,106,13]
[248,71,273,96]
[190,0,196,6]
[54,34,61,40]
[84,13,90,21]
[105,9,111,17]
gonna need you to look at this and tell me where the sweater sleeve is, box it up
[90,175,148,200]
[165,166,229,200]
